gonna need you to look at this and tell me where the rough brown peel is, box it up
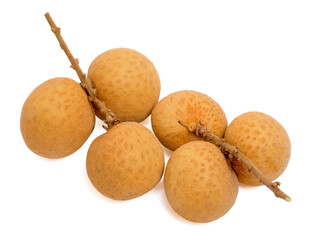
[164,141,239,222]
[44,12,120,129]
[88,48,161,122]
[151,90,227,151]
[178,121,291,202]
[86,122,165,200]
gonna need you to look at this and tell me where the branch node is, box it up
[71,58,79,70]
[272,181,281,187]
[51,27,60,33]
[80,82,86,89]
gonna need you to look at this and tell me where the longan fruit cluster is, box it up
[152,93,291,221]
[20,13,291,224]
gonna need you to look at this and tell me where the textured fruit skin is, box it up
[164,141,238,223]
[86,122,165,200]
[87,48,161,122]
[224,112,291,185]
[20,77,95,159]
[151,90,227,151]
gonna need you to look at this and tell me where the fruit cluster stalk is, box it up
[179,121,291,202]
[44,12,120,129]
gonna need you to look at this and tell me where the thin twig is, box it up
[179,121,291,202]
[44,12,120,129]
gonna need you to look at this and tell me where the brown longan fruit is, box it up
[86,122,165,200]
[87,48,161,122]
[224,111,291,185]
[20,77,95,159]
[164,141,238,223]
[151,90,227,151]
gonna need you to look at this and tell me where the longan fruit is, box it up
[224,111,291,185]
[164,141,238,223]
[151,90,227,151]
[86,122,165,200]
[20,77,95,159]
[87,48,161,122]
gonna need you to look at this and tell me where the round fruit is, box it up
[151,90,227,151]
[86,122,165,200]
[224,111,291,185]
[164,141,238,223]
[20,77,95,159]
[87,48,161,122]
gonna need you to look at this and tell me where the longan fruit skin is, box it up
[151,90,227,151]
[20,77,95,159]
[164,141,238,223]
[224,111,291,185]
[87,48,161,122]
[86,122,165,200]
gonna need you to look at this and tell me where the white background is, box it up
[1,0,308,239]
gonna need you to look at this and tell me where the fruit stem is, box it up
[178,120,291,202]
[44,12,120,129]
